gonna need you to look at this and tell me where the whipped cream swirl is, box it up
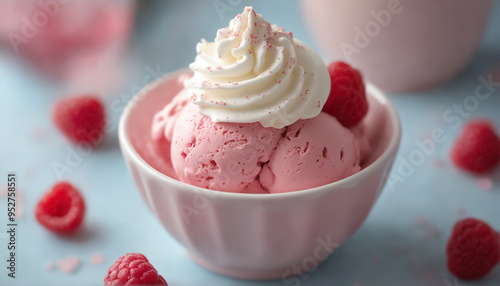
[184,6,330,128]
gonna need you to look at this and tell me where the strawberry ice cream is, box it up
[151,7,370,194]
[167,102,284,193]
[259,112,361,193]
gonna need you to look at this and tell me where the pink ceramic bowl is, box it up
[118,69,401,280]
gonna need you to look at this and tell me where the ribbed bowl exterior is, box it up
[119,69,401,280]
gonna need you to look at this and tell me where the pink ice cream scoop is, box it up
[259,112,361,193]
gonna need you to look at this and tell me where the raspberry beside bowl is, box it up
[118,68,401,280]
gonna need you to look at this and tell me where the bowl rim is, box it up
[118,68,402,200]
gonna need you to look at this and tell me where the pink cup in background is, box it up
[301,0,492,93]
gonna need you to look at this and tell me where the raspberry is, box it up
[322,61,368,127]
[104,253,168,285]
[446,218,500,280]
[35,182,85,234]
[451,120,500,173]
[53,96,105,144]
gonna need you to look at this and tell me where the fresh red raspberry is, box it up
[35,182,85,234]
[104,253,168,285]
[451,120,500,173]
[322,61,368,127]
[53,96,105,144]
[446,218,500,280]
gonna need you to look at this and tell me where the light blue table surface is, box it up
[1,1,499,285]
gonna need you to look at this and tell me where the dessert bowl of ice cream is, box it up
[119,7,401,280]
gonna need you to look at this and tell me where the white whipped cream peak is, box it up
[184,6,330,128]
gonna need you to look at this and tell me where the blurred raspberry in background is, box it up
[0,0,135,93]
